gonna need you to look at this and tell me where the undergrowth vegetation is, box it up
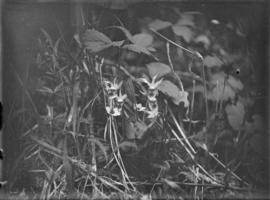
[4,4,268,199]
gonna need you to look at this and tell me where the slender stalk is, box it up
[166,42,184,91]
[201,62,209,126]
[168,107,196,154]
[188,80,196,134]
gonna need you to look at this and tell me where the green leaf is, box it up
[172,25,194,42]
[111,40,125,47]
[194,35,211,49]
[88,138,108,161]
[118,141,138,151]
[82,29,113,52]
[225,101,245,131]
[227,75,244,90]
[244,114,264,134]
[132,33,153,47]
[146,62,171,79]
[125,121,148,139]
[176,12,195,27]
[123,44,151,55]
[158,80,189,106]
[207,72,243,101]
[148,19,172,31]
[162,178,180,189]
[204,55,223,68]
[110,26,134,42]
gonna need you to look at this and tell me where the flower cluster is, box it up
[104,78,127,116]
[136,75,163,118]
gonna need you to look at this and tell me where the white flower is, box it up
[105,106,121,116]
[135,103,147,112]
[139,75,163,90]
[145,107,159,118]
[104,78,123,91]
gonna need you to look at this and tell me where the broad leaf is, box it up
[148,19,172,31]
[244,114,264,134]
[123,44,151,55]
[172,25,194,42]
[194,35,211,49]
[162,178,180,189]
[158,80,189,106]
[118,141,138,151]
[125,121,148,139]
[176,13,195,27]
[146,62,171,79]
[207,72,243,101]
[82,29,113,52]
[204,55,223,68]
[132,33,153,47]
[225,101,245,131]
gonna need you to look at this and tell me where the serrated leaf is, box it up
[146,62,171,79]
[132,33,153,47]
[82,29,112,52]
[225,101,245,131]
[158,80,189,106]
[204,55,223,68]
[172,25,194,42]
[148,19,172,31]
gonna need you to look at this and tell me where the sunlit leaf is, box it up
[172,25,194,42]
[162,178,180,189]
[225,101,245,131]
[82,29,113,52]
[227,75,244,90]
[176,13,195,27]
[207,72,243,101]
[132,33,153,47]
[146,62,171,79]
[123,44,151,55]
[204,55,223,68]
[118,141,138,151]
[194,35,211,49]
[158,80,189,106]
[148,19,172,31]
